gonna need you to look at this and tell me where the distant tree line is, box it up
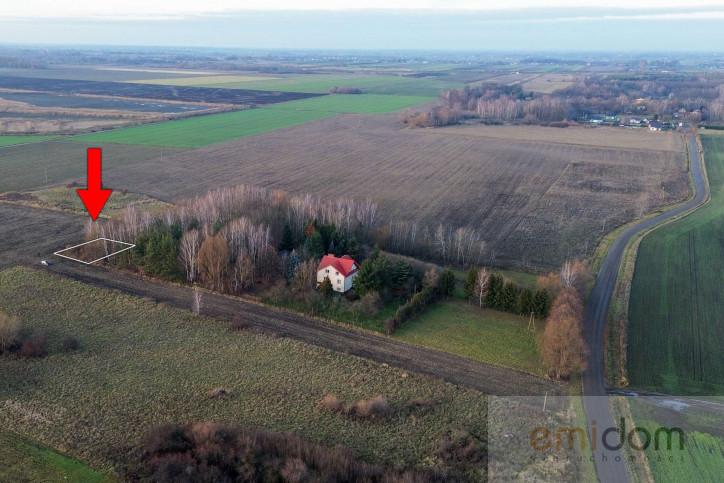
[402,72,724,127]
[329,86,364,94]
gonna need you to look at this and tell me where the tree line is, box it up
[402,73,724,128]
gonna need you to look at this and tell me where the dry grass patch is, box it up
[0,267,486,477]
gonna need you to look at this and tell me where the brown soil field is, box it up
[433,124,686,152]
[0,141,186,193]
[0,204,84,270]
[101,115,689,268]
[520,74,576,94]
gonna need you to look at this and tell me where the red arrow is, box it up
[76,148,112,221]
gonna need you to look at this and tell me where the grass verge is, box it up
[0,429,109,482]
[0,135,58,147]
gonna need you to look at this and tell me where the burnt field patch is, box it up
[0,75,323,105]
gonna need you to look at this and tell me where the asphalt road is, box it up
[581,136,708,483]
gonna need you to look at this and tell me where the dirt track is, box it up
[43,260,563,397]
[0,202,562,396]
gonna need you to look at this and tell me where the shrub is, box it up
[208,388,233,399]
[0,312,20,354]
[319,394,343,413]
[359,291,383,319]
[229,315,246,331]
[19,333,47,359]
[438,268,456,297]
[354,395,392,420]
[131,422,432,482]
[61,336,80,352]
[437,430,486,467]
[384,317,396,336]
[408,398,437,411]
[142,423,194,455]
[319,275,334,296]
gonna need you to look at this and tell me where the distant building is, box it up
[316,254,359,293]
[649,121,664,131]
[589,115,604,124]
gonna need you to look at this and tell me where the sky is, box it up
[1,1,723,51]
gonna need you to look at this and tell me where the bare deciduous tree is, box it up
[560,261,577,288]
[542,286,588,379]
[197,233,230,292]
[179,229,201,282]
[473,268,490,307]
[192,286,203,315]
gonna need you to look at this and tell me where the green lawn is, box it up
[0,429,108,483]
[0,267,486,476]
[0,135,57,147]
[393,300,544,376]
[628,135,724,395]
[73,108,337,148]
[268,94,435,114]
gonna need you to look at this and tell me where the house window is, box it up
[325,269,329,273]
[337,280,341,285]
[335,271,339,276]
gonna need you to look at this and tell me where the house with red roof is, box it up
[316,254,359,293]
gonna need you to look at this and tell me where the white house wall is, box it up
[316,268,357,293]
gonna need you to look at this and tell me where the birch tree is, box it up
[179,229,201,282]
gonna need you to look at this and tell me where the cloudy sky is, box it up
[1,1,723,50]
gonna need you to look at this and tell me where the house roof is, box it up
[317,254,358,277]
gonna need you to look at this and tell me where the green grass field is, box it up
[628,135,724,395]
[268,94,435,114]
[624,399,724,482]
[72,94,431,148]
[393,300,544,376]
[0,267,486,476]
[74,108,337,147]
[0,135,57,147]
[0,430,108,483]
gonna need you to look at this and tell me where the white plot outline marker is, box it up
[53,237,136,265]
